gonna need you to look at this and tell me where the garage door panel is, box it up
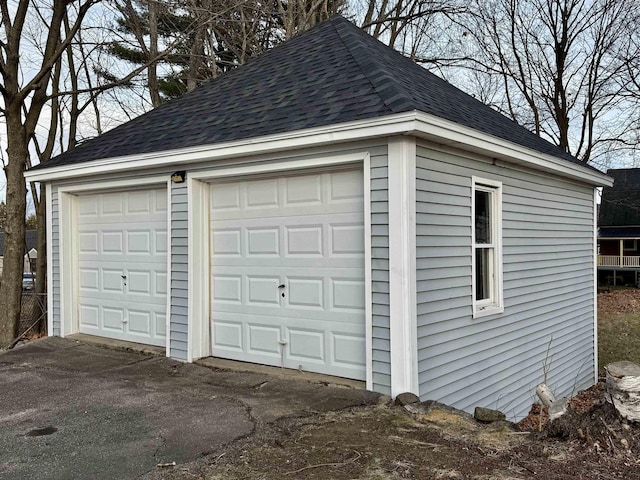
[284,175,322,206]
[212,321,243,350]
[210,169,365,380]
[102,307,125,330]
[127,270,151,294]
[155,272,168,295]
[101,231,124,253]
[211,182,241,211]
[287,328,324,361]
[329,224,364,255]
[247,228,280,256]
[127,231,152,253]
[247,324,281,356]
[330,279,365,311]
[246,178,279,208]
[332,333,366,367]
[246,276,281,305]
[79,305,99,327]
[211,275,242,303]
[285,226,323,256]
[155,313,167,337]
[212,229,242,256]
[79,268,99,291]
[126,309,151,334]
[79,232,99,253]
[286,276,324,309]
[329,169,364,201]
[77,188,167,347]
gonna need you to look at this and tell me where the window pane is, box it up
[476,248,491,301]
[475,190,491,244]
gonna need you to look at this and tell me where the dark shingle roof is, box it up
[34,16,589,171]
[0,230,38,256]
[599,169,640,226]
[599,227,640,238]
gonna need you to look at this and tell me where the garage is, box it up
[76,188,168,347]
[209,169,366,380]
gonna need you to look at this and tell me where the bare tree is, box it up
[453,0,639,166]
[0,0,98,346]
[277,0,345,39]
[353,0,467,58]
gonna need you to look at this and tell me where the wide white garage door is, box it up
[210,169,366,380]
[77,188,168,347]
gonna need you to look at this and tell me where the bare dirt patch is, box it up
[144,403,640,480]
[598,289,640,316]
[141,290,640,480]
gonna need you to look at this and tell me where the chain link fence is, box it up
[19,291,47,338]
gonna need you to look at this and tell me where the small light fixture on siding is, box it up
[171,171,186,183]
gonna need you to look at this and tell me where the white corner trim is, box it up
[165,181,172,357]
[25,111,611,188]
[58,191,76,337]
[186,177,210,362]
[593,187,599,384]
[388,136,418,397]
[45,183,54,336]
[363,153,373,391]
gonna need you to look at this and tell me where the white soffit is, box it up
[24,111,612,187]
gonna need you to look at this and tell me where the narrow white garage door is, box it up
[77,188,168,347]
[210,169,366,380]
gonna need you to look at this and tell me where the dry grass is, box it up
[598,288,640,370]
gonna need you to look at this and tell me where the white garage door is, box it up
[210,169,366,380]
[77,188,168,347]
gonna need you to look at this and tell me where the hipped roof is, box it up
[33,16,595,173]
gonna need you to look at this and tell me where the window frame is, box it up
[471,177,504,318]
[623,239,637,252]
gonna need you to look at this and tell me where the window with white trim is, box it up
[472,178,503,317]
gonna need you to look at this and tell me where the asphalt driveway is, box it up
[0,337,380,480]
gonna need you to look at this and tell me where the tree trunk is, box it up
[148,0,161,107]
[0,109,28,347]
[605,361,640,422]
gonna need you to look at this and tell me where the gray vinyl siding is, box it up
[50,184,61,337]
[370,148,391,395]
[170,182,189,360]
[416,145,595,420]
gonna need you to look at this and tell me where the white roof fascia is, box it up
[24,112,416,182]
[25,110,613,187]
[413,111,613,187]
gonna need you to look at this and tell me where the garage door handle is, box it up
[277,284,285,289]
[121,275,127,279]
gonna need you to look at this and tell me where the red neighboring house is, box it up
[598,168,640,285]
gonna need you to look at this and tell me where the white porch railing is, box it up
[598,255,640,267]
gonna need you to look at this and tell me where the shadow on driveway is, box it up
[0,337,380,480]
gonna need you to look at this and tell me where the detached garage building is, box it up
[26,16,612,419]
